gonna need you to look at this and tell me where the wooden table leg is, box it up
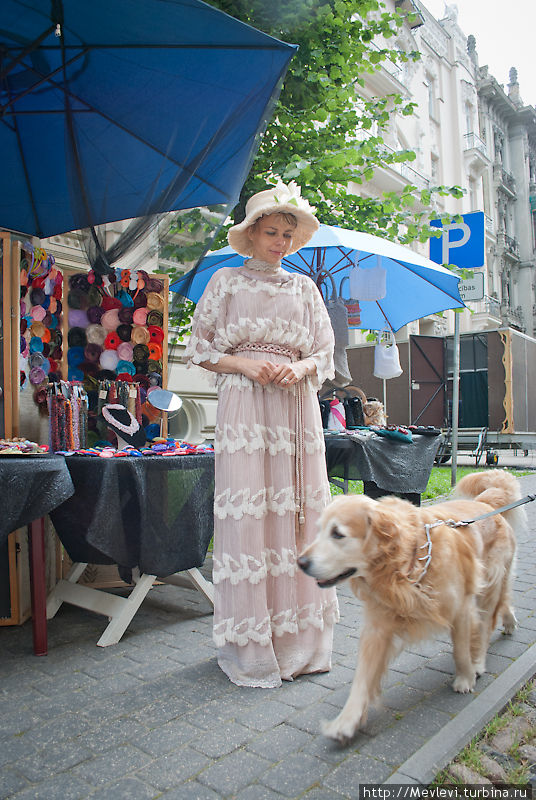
[28,518,47,656]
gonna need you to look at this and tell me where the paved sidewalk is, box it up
[1,472,536,799]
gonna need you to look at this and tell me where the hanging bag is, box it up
[317,270,352,387]
[373,328,403,380]
[349,253,387,301]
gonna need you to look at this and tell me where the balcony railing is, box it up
[369,42,404,81]
[463,132,488,158]
[484,214,494,233]
[376,140,430,190]
[504,233,520,258]
[493,162,516,195]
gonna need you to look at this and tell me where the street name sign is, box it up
[457,271,484,301]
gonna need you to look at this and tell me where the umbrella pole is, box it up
[451,311,461,487]
[383,379,387,419]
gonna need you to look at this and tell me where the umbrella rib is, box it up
[389,257,462,301]
[0,25,56,81]
[0,50,87,114]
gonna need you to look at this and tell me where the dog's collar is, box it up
[407,523,434,585]
[408,493,536,586]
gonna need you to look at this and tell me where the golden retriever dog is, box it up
[298,470,522,742]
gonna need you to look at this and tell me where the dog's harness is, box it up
[408,493,536,586]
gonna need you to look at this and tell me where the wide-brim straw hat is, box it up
[227,181,319,257]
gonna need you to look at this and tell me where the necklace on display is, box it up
[102,404,140,435]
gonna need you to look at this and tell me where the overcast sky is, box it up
[421,0,536,107]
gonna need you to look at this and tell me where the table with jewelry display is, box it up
[324,429,443,505]
[47,453,215,646]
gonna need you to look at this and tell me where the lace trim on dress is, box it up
[213,599,340,647]
[214,483,330,521]
[214,422,325,456]
[213,547,297,585]
[244,258,282,274]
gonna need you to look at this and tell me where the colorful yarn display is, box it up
[20,243,63,413]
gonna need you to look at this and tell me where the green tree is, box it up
[161,0,463,334]
[204,0,462,242]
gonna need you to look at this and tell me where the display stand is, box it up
[47,563,213,647]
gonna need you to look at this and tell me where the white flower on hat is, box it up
[228,181,319,257]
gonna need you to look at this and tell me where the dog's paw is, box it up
[474,659,486,677]
[452,673,476,693]
[321,715,359,743]
[502,610,517,635]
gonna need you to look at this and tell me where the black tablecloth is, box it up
[0,455,75,547]
[50,455,215,576]
[325,432,442,494]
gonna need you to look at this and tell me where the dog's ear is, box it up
[369,506,398,541]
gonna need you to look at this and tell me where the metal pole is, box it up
[451,310,460,487]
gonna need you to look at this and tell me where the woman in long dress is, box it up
[185,182,339,688]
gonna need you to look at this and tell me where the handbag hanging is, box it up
[349,253,387,301]
[373,328,403,380]
[317,270,352,387]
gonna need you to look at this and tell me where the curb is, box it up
[385,642,536,785]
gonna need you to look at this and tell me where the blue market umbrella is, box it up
[171,223,464,332]
[0,0,296,238]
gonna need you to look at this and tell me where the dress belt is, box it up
[231,342,306,535]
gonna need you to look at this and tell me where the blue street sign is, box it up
[429,211,485,269]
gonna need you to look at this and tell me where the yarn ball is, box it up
[86,324,107,346]
[99,349,119,371]
[116,323,132,342]
[68,327,87,348]
[104,332,120,350]
[87,306,104,324]
[84,343,102,363]
[68,308,89,328]
[118,307,134,325]
[117,341,134,361]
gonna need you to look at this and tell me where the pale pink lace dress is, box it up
[185,258,339,688]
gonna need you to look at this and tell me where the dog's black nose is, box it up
[297,556,310,573]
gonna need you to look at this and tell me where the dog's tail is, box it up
[453,470,526,532]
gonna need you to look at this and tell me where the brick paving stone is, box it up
[234,785,287,800]
[197,750,272,795]
[236,699,293,732]
[134,748,212,792]
[277,679,329,708]
[427,685,478,713]
[288,701,338,736]
[393,704,453,737]
[380,683,426,712]
[159,780,222,800]
[357,726,426,765]
[323,753,394,795]
[0,768,29,798]
[14,712,93,753]
[135,720,201,757]
[7,772,94,800]
[190,721,253,758]
[81,717,151,754]
[300,732,349,764]
[130,695,196,727]
[260,752,333,797]
[302,788,353,800]
[402,667,451,692]
[308,664,356,690]
[0,709,41,738]
[87,776,159,799]
[487,637,529,657]
[246,722,314,762]
[390,651,431,675]
[73,744,152,788]
[14,739,93,782]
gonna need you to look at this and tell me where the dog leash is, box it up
[409,493,536,586]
